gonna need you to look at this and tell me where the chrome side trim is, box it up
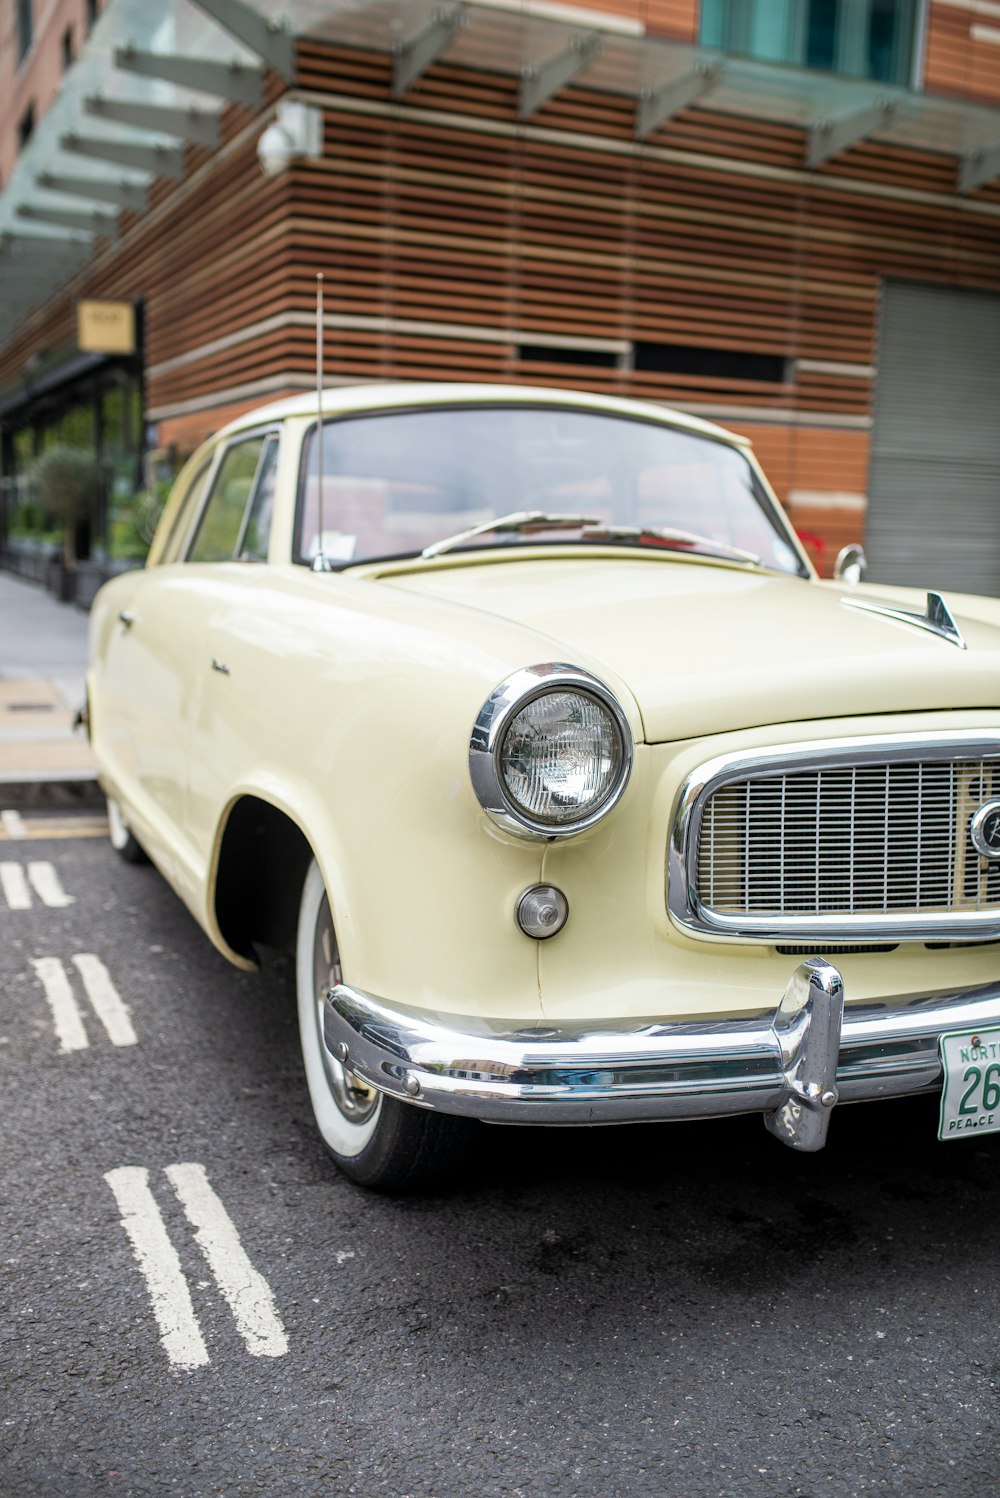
[841,590,966,650]
[323,963,1000,1145]
[669,730,1000,943]
[468,662,633,840]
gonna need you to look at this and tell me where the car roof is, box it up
[215,381,751,448]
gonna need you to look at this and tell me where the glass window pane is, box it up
[158,459,212,565]
[237,437,278,562]
[700,0,916,86]
[294,407,806,575]
[188,438,265,563]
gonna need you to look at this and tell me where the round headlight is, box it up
[469,665,633,838]
[500,690,623,826]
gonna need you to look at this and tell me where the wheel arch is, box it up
[211,794,317,962]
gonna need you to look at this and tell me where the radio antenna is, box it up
[311,272,331,572]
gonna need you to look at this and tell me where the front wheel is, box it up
[295,859,475,1191]
[106,795,148,865]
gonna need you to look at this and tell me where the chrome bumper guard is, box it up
[323,959,1000,1151]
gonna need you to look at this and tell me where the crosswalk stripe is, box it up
[30,957,89,1052]
[105,1167,209,1371]
[0,862,32,910]
[166,1163,289,1360]
[72,954,137,1048]
[27,862,74,908]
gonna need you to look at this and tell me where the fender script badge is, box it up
[840,591,967,650]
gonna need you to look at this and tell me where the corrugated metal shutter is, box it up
[866,281,1000,595]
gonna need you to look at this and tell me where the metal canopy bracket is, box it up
[393,6,465,99]
[60,132,186,179]
[807,98,896,167]
[17,203,117,236]
[186,0,294,80]
[84,96,219,147]
[636,62,721,140]
[960,141,1000,194]
[37,173,148,212]
[1,231,92,257]
[520,31,601,119]
[114,45,263,107]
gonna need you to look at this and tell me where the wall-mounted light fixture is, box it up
[257,101,323,176]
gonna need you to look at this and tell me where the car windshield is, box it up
[294,405,806,575]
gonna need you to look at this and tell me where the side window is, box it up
[186,434,275,564]
[236,437,278,562]
[156,459,212,565]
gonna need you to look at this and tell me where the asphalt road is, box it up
[3,813,999,1497]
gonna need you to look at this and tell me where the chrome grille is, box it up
[679,741,1000,939]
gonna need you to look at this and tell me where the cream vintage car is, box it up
[88,381,1000,1189]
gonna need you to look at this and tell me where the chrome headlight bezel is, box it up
[469,663,634,840]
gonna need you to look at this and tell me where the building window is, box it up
[17,0,33,62]
[700,0,919,88]
[632,342,788,382]
[518,344,620,369]
[62,25,74,70]
[17,104,35,153]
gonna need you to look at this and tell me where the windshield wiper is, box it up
[421,511,601,559]
[579,524,759,566]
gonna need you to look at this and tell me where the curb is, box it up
[0,775,104,811]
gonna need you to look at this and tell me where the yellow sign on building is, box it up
[77,300,136,355]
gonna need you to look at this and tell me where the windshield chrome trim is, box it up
[669,730,1000,943]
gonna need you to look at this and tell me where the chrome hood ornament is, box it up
[841,590,967,650]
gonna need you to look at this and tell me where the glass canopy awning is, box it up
[3,0,1000,349]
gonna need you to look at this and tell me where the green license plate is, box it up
[939,1029,1000,1141]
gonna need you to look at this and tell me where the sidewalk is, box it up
[0,570,100,803]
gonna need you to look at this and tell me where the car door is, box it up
[178,428,281,884]
[102,429,279,904]
[95,450,216,883]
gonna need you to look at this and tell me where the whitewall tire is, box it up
[295,858,476,1190]
[106,795,148,864]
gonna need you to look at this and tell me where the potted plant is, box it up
[27,445,103,602]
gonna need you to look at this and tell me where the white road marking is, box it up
[27,861,74,908]
[30,957,89,1052]
[0,862,32,910]
[72,954,137,1047]
[104,1167,209,1371]
[1,809,26,839]
[165,1163,288,1360]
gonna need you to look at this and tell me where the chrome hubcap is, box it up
[313,892,378,1124]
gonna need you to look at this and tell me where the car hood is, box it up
[381,556,1000,742]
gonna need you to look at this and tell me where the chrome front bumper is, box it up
[322,959,1000,1151]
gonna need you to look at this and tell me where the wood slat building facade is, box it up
[3,0,1000,578]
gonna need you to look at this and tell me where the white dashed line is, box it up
[72,954,137,1048]
[0,862,32,911]
[1,810,26,839]
[30,954,137,1050]
[1,860,74,909]
[165,1163,289,1360]
[30,957,89,1052]
[105,1164,288,1369]
[27,862,74,908]
[105,1167,209,1371]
